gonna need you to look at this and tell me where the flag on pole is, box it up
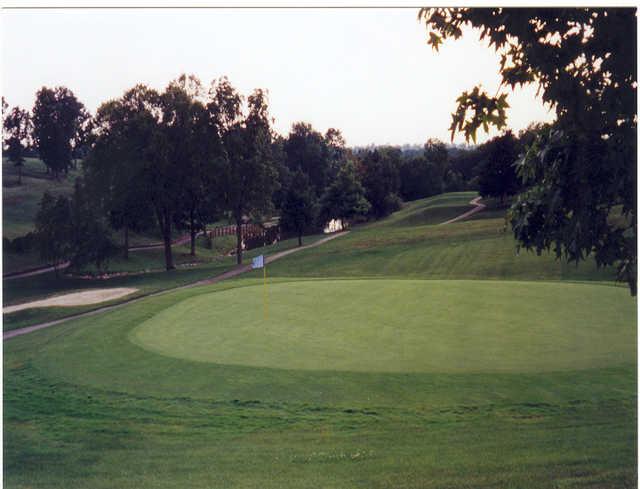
[251,255,268,319]
[252,255,264,269]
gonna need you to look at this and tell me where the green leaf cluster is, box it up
[420,7,637,293]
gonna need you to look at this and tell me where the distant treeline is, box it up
[1,78,545,274]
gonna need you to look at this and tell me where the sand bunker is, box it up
[4,288,138,314]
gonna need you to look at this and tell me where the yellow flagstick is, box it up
[263,262,268,320]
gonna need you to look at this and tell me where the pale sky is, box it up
[1,8,555,146]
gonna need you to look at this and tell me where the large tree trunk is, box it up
[17,166,22,185]
[298,231,303,247]
[155,206,175,270]
[190,209,197,257]
[123,224,129,260]
[202,224,212,249]
[235,214,243,265]
[162,225,175,271]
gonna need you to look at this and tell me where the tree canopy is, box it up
[423,138,449,193]
[477,130,520,203]
[283,122,332,197]
[32,86,86,179]
[279,170,317,246]
[84,86,157,259]
[420,7,637,293]
[3,105,31,184]
[212,79,280,264]
[399,155,442,201]
[34,184,115,274]
[320,160,370,227]
[360,147,402,218]
[34,192,73,274]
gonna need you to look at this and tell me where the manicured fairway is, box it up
[4,277,637,489]
[132,279,635,373]
[4,193,636,489]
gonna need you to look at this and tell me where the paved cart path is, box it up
[3,232,349,340]
[439,196,486,225]
[4,197,486,341]
[3,233,193,281]
[3,262,72,281]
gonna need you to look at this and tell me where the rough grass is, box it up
[3,192,636,488]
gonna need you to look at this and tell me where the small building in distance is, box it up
[324,219,344,234]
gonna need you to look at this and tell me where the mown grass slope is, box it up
[264,192,616,284]
[3,192,636,489]
[3,158,80,240]
[3,158,80,273]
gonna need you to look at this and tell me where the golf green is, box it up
[131,279,636,373]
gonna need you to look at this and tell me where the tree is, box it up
[162,75,220,257]
[270,134,291,211]
[71,107,92,164]
[85,88,156,260]
[449,145,485,185]
[423,138,449,193]
[360,147,402,218]
[3,106,31,184]
[319,160,370,228]
[211,79,279,264]
[34,184,116,275]
[279,170,317,246]
[87,78,222,268]
[34,192,73,276]
[443,168,465,192]
[69,178,117,271]
[324,127,349,182]
[517,122,550,152]
[420,7,637,293]
[399,155,442,201]
[477,131,520,204]
[32,86,86,179]
[283,122,330,197]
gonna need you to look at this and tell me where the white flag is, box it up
[252,255,264,269]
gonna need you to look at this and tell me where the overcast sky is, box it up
[2,8,555,146]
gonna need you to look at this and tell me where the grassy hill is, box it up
[3,158,81,274]
[264,192,617,284]
[2,157,235,275]
[3,192,636,488]
[3,157,79,240]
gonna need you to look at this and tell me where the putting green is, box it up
[131,279,636,373]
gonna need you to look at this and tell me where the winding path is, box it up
[438,196,486,225]
[3,232,349,340]
[5,196,485,281]
[4,196,485,341]
[3,262,71,281]
[3,234,193,281]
